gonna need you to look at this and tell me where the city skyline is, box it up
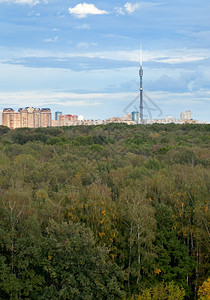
[0,1,210,122]
[1,107,204,129]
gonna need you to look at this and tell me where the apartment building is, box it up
[2,107,51,129]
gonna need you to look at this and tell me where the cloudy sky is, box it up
[0,0,209,121]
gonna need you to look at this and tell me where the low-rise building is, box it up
[59,114,78,126]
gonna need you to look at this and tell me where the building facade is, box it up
[55,111,62,121]
[132,111,139,124]
[2,108,20,129]
[180,110,192,121]
[0,109,3,126]
[59,114,78,126]
[2,107,51,129]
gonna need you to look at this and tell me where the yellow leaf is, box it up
[98,232,105,238]
[154,268,161,275]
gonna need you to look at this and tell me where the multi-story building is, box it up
[132,111,139,124]
[55,111,62,121]
[40,108,52,127]
[0,109,3,125]
[180,110,192,121]
[2,108,20,129]
[2,107,51,129]
[121,113,132,121]
[51,114,79,127]
[59,114,78,126]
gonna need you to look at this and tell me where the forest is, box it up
[0,123,209,299]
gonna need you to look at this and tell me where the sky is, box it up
[0,0,209,121]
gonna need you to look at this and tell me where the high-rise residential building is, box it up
[2,107,51,129]
[40,108,52,127]
[34,108,41,128]
[2,108,20,129]
[0,109,3,125]
[132,111,139,124]
[55,111,62,121]
[186,110,192,120]
[180,110,192,121]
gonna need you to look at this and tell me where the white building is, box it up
[78,115,84,121]
[165,116,175,123]
[180,110,192,121]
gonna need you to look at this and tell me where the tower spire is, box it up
[139,43,143,124]
[140,42,142,68]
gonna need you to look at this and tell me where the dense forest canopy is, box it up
[0,124,209,299]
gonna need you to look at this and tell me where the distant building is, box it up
[2,107,51,129]
[106,117,121,123]
[51,120,59,127]
[165,116,174,123]
[55,111,62,121]
[121,113,132,121]
[40,108,52,127]
[180,110,192,121]
[78,115,84,121]
[0,109,3,125]
[2,108,19,129]
[52,114,79,127]
[132,111,139,124]
[104,114,135,125]
[59,114,78,126]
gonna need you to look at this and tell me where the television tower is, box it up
[139,43,143,124]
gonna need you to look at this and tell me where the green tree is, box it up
[154,204,195,295]
[40,221,125,299]
[117,185,156,294]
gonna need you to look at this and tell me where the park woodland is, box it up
[0,124,209,299]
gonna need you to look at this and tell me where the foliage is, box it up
[198,278,210,300]
[132,281,185,300]
[0,123,209,298]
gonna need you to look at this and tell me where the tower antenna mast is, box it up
[139,43,143,124]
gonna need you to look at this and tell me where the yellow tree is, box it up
[198,278,210,300]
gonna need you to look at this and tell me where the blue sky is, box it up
[0,0,209,121]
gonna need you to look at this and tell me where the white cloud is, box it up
[179,30,210,42]
[69,3,109,18]
[0,45,209,65]
[74,23,90,30]
[44,36,59,43]
[77,42,97,48]
[116,2,161,15]
[0,91,122,108]
[103,33,130,39]
[124,2,140,14]
[59,48,208,64]
[0,0,40,5]
[0,91,209,115]
[115,6,125,15]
